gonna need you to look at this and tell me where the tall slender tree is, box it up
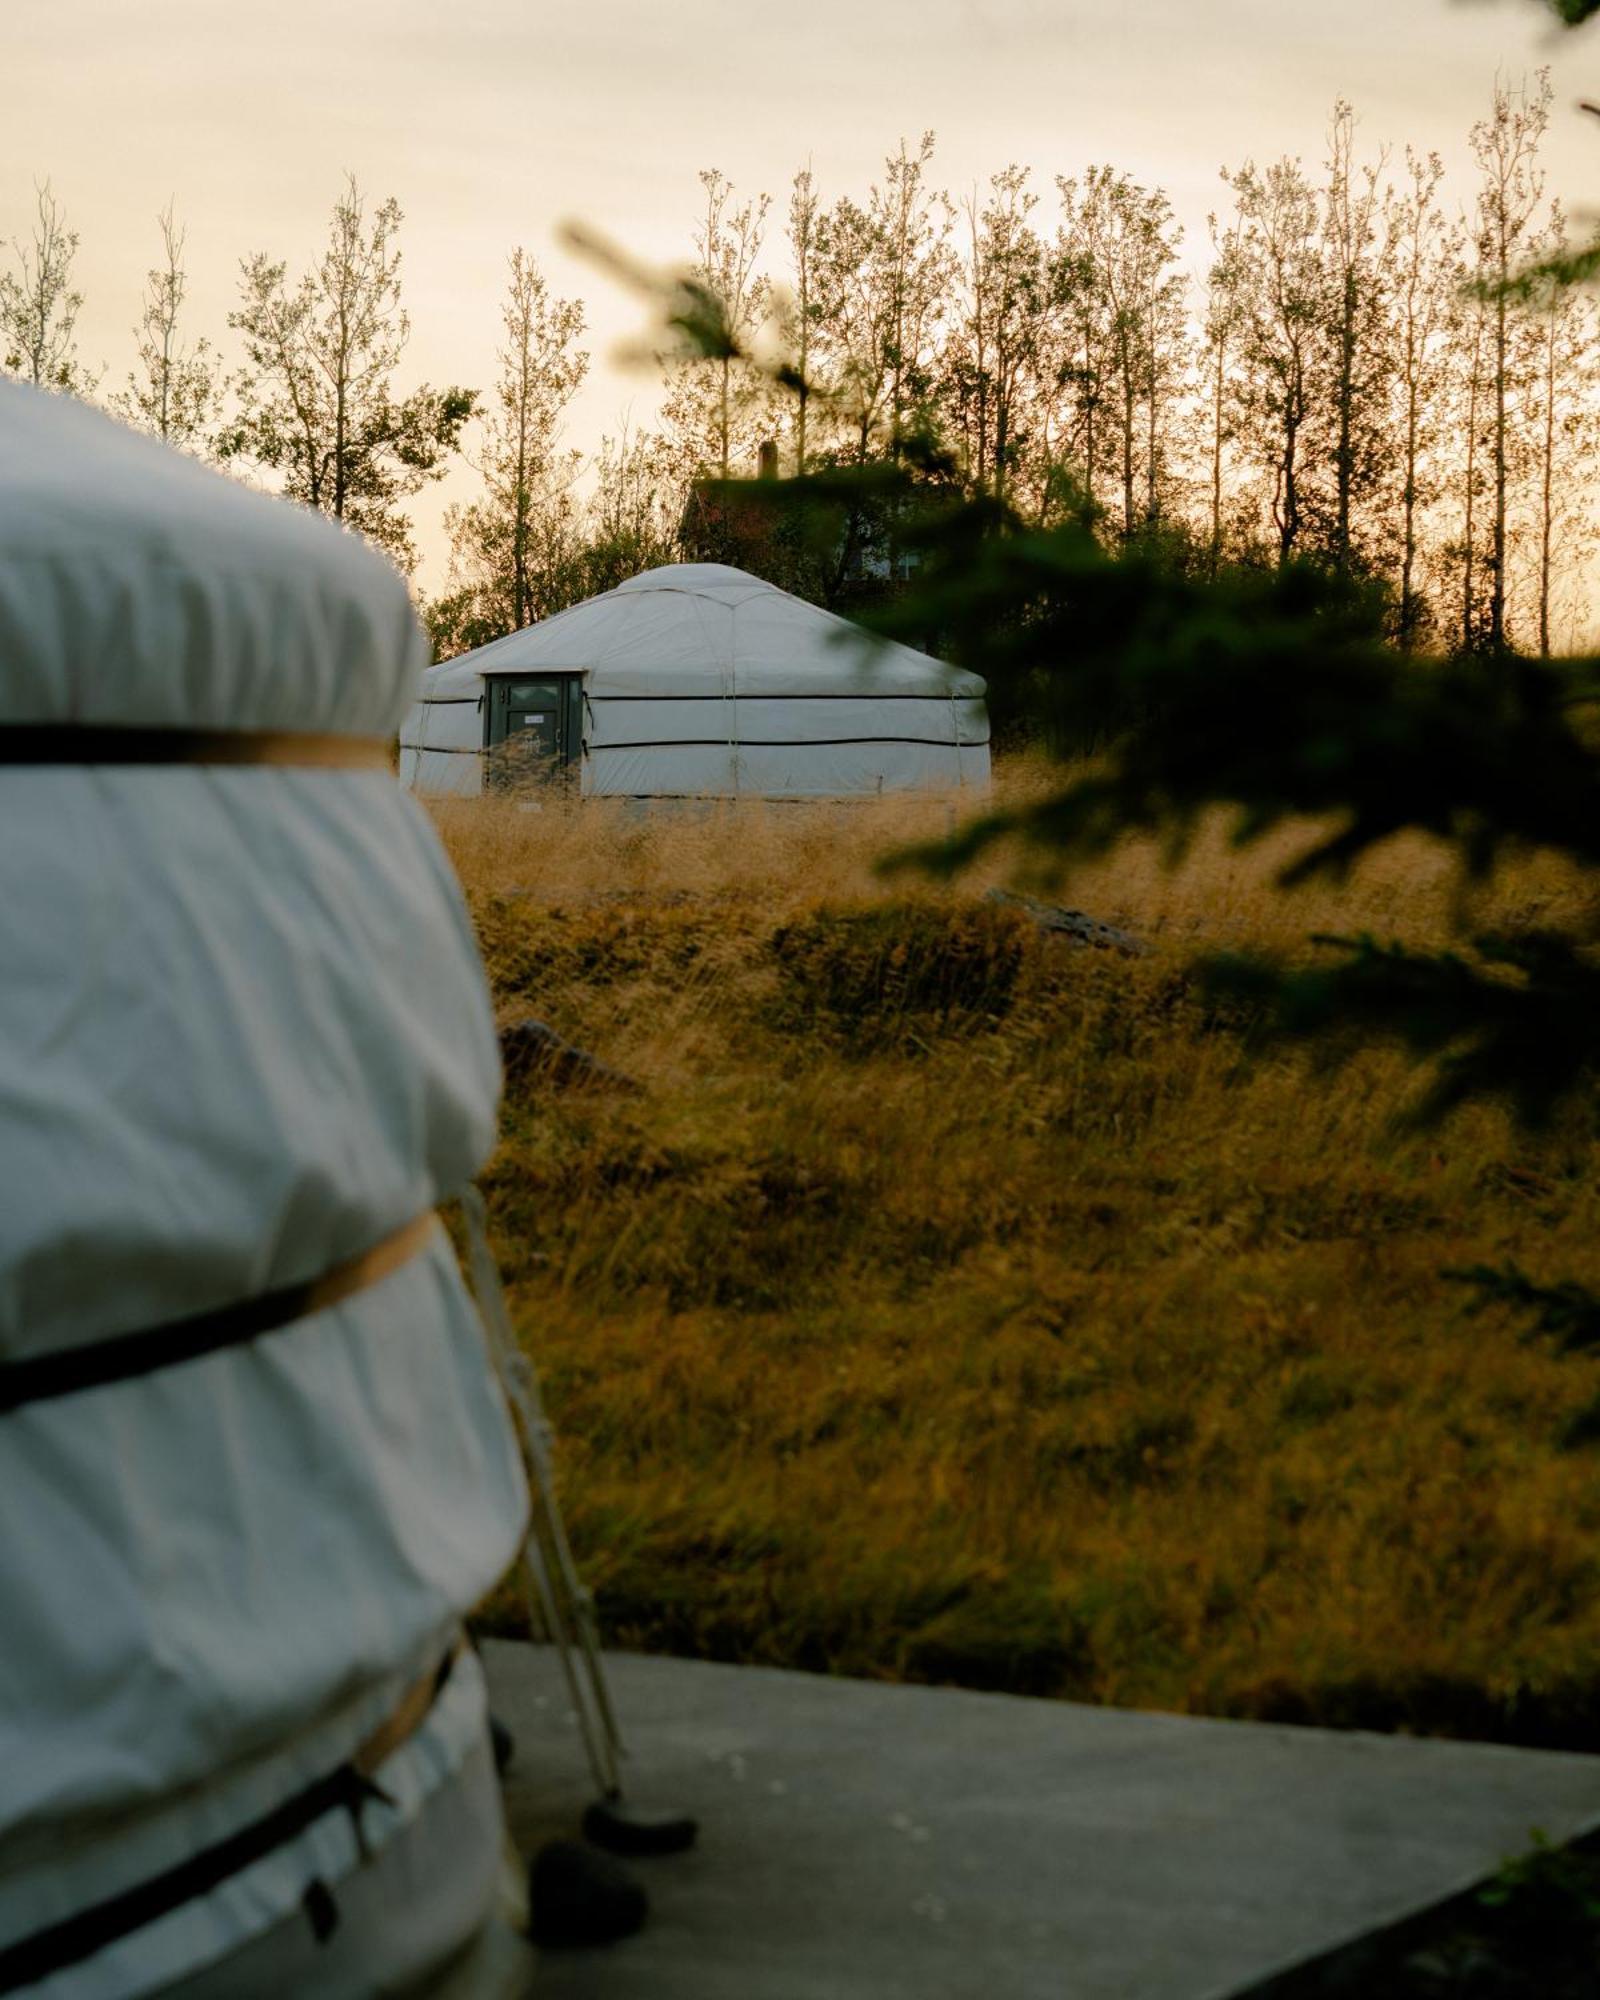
[1468,71,1551,648]
[1319,102,1391,575]
[1520,202,1598,653]
[810,193,887,464]
[945,166,1046,502]
[440,248,588,641]
[1384,150,1460,648]
[0,182,93,394]
[875,133,954,460]
[1131,185,1188,533]
[1221,153,1324,564]
[1455,279,1493,650]
[660,169,771,482]
[114,203,220,453]
[1050,172,1114,518]
[224,176,475,570]
[1198,214,1249,573]
[783,165,821,475]
[811,136,953,468]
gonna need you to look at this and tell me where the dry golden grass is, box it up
[441,757,1600,1745]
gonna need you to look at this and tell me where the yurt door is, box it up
[485,677,567,788]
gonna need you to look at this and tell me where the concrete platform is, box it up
[482,1641,1600,1999]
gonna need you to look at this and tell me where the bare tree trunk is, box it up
[1120,339,1136,539]
[513,346,531,628]
[1334,268,1355,572]
[157,213,177,441]
[1081,314,1099,514]
[968,195,990,492]
[1144,302,1160,528]
[1275,348,1304,565]
[1539,303,1556,656]
[1399,361,1420,650]
[994,391,1008,503]
[789,168,816,477]
[1468,73,1551,649]
[1490,284,1508,647]
[1209,333,1226,576]
[1463,314,1483,651]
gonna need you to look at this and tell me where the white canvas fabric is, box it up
[400,561,992,798]
[0,383,528,1995]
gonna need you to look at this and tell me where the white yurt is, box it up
[0,383,531,1994]
[399,562,991,800]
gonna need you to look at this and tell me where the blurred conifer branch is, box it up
[571,124,1600,1135]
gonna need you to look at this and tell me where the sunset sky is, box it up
[9,0,1600,586]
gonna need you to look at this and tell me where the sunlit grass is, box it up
[441,756,1600,1744]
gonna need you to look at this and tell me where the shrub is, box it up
[770,900,1029,1046]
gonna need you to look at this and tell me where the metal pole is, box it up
[460,1184,625,1799]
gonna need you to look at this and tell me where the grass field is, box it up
[440,758,1600,1748]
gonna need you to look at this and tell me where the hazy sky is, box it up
[9,0,1600,586]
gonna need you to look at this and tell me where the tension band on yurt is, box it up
[0,1641,464,1998]
[0,1209,440,1415]
[0,726,393,767]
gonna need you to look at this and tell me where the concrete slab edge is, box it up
[1217,1812,1600,2000]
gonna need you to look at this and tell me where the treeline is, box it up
[4,72,1596,658]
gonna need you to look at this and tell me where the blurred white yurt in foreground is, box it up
[0,383,529,1994]
[399,562,991,800]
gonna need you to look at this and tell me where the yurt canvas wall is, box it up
[0,381,527,1996]
[399,563,990,800]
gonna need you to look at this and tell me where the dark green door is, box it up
[485,678,566,788]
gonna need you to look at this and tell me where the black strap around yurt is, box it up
[0,1650,458,1993]
[0,726,392,768]
[0,1212,438,1416]
[0,1762,375,1994]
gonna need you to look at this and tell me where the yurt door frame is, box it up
[482,671,584,788]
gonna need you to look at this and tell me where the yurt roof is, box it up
[0,379,424,735]
[420,562,985,703]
